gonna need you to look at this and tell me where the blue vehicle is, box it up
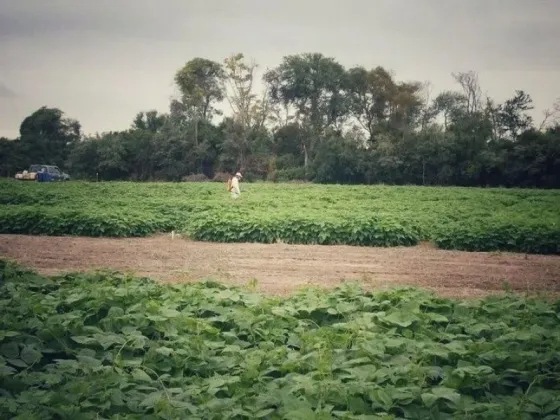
[34,165,71,182]
[15,165,70,182]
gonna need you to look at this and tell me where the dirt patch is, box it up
[1,234,559,298]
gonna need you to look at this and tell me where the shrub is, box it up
[212,172,231,182]
[0,207,178,237]
[435,218,560,254]
[182,173,210,182]
[1,262,559,418]
[267,167,307,182]
[186,213,420,247]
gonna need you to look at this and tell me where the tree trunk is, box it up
[194,117,198,147]
[194,117,200,172]
[303,144,308,178]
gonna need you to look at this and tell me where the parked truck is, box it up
[15,165,71,182]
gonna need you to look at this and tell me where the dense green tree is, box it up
[174,58,224,121]
[495,90,534,140]
[0,137,24,177]
[346,66,396,144]
[132,110,167,133]
[2,53,559,188]
[312,131,364,184]
[18,107,81,168]
[265,53,348,171]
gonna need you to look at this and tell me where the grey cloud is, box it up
[2,0,559,69]
[368,0,560,71]
[0,83,15,98]
[0,0,558,137]
[0,0,187,40]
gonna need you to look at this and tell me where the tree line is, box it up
[1,52,559,187]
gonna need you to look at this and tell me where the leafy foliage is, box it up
[0,207,176,237]
[3,54,560,188]
[0,180,559,253]
[434,218,560,254]
[187,214,419,247]
[1,261,559,419]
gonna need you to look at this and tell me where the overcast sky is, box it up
[1,0,559,138]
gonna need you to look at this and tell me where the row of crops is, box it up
[0,260,559,419]
[1,180,559,254]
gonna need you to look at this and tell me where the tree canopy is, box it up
[1,52,559,188]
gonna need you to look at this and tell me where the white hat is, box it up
[235,172,242,178]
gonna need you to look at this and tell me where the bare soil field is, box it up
[1,234,559,298]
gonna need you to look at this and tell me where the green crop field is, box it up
[1,180,559,254]
[0,261,559,419]
[2,182,560,418]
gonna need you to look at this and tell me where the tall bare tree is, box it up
[539,98,560,131]
[452,71,482,114]
[222,53,272,168]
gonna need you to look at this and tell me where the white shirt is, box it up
[231,176,240,193]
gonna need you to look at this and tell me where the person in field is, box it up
[227,172,243,199]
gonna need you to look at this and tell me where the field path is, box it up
[1,234,559,298]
